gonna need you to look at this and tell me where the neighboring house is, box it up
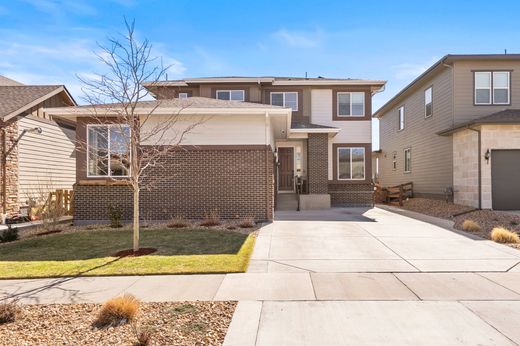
[374,54,520,210]
[0,75,76,218]
[48,76,385,223]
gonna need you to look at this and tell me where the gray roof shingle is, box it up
[0,75,23,86]
[0,85,64,119]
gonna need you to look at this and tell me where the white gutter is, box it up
[45,107,291,117]
[272,80,386,86]
[289,128,340,134]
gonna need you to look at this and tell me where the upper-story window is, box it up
[337,146,365,180]
[87,124,131,178]
[338,92,364,117]
[425,87,433,117]
[398,106,405,130]
[216,90,245,101]
[475,71,510,105]
[178,92,189,99]
[270,92,298,111]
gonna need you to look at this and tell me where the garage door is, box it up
[491,150,520,210]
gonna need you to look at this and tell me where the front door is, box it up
[278,147,294,191]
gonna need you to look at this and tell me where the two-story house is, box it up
[374,54,520,210]
[48,76,385,224]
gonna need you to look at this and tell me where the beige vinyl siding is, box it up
[378,67,453,196]
[453,60,520,124]
[17,116,76,203]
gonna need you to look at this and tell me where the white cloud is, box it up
[392,57,440,80]
[273,28,322,48]
[21,0,97,17]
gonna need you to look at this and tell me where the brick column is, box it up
[307,133,329,194]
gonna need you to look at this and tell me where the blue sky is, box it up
[1,0,518,146]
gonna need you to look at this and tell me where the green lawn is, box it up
[0,228,256,279]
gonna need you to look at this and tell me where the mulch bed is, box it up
[113,247,158,257]
[0,301,236,345]
[398,198,520,247]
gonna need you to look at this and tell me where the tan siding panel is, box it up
[378,67,453,196]
[18,116,76,202]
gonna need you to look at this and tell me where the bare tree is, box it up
[78,19,201,252]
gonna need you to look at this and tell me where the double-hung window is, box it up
[425,87,433,117]
[404,148,412,173]
[216,90,245,101]
[475,71,510,105]
[178,92,189,99]
[398,106,405,130]
[270,92,298,111]
[337,147,365,180]
[337,92,365,117]
[87,125,131,178]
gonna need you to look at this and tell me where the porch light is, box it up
[484,149,490,163]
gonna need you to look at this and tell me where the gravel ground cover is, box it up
[398,198,520,248]
[0,301,235,345]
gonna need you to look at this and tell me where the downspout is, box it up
[443,61,456,194]
[265,111,270,220]
[467,127,482,209]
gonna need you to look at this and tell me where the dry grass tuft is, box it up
[491,227,520,244]
[238,217,255,229]
[0,301,20,324]
[200,210,220,227]
[94,294,140,328]
[462,219,481,233]
[133,325,152,346]
[167,216,189,228]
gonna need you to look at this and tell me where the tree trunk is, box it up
[133,187,140,252]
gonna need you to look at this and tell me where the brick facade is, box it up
[74,146,274,223]
[329,182,374,206]
[307,133,329,194]
[1,121,19,215]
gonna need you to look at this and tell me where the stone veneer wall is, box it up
[1,121,19,215]
[307,133,329,194]
[453,129,479,208]
[74,146,274,223]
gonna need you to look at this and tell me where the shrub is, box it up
[462,220,481,233]
[167,216,189,228]
[511,220,519,227]
[200,210,220,227]
[238,217,255,228]
[133,325,152,346]
[94,294,140,328]
[0,301,20,324]
[0,225,19,243]
[108,206,123,228]
[491,227,520,244]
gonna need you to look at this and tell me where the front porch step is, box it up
[277,194,298,211]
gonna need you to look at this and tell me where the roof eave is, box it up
[2,86,70,122]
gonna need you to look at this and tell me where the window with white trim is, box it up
[425,87,432,117]
[337,147,365,180]
[404,148,412,173]
[398,106,405,130]
[475,71,510,105]
[338,92,365,116]
[270,92,298,111]
[178,92,188,99]
[216,90,245,101]
[87,125,131,177]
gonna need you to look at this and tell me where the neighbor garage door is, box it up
[491,149,520,210]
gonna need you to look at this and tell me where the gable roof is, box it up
[0,85,76,121]
[438,109,520,135]
[374,54,520,118]
[0,75,23,86]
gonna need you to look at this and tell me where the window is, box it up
[337,147,365,180]
[475,71,510,105]
[425,87,432,117]
[337,92,365,116]
[392,152,397,170]
[178,92,188,99]
[398,106,405,130]
[404,148,412,173]
[216,90,245,101]
[87,125,131,177]
[270,92,298,111]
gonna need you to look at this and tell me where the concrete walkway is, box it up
[2,207,520,344]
